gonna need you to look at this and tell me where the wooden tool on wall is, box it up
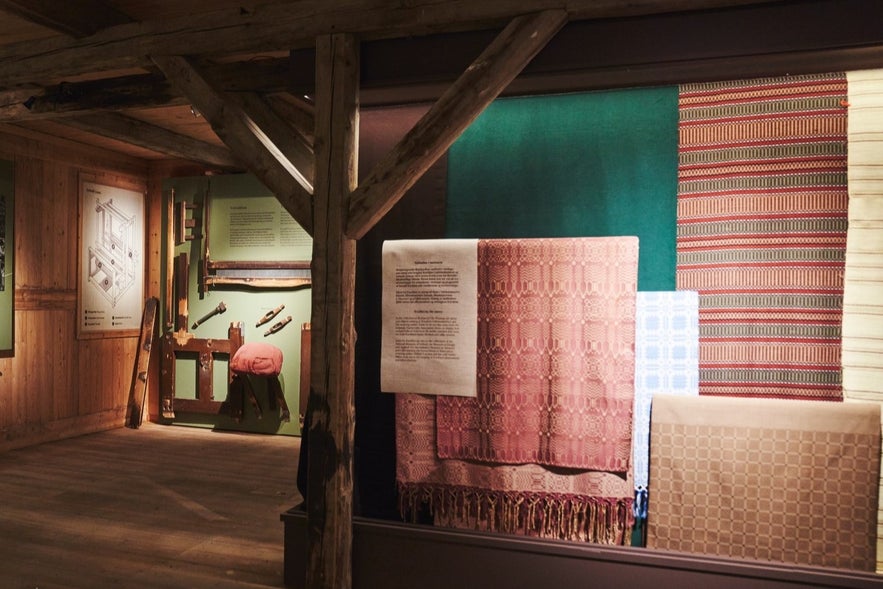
[299,322,310,429]
[174,252,191,344]
[174,200,201,245]
[165,190,175,330]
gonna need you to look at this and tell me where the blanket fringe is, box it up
[399,483,634,545]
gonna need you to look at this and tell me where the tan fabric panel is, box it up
[647,394,880,571]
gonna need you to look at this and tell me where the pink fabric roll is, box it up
[231,342,283,376]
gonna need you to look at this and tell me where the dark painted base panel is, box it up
[281,509,882,589]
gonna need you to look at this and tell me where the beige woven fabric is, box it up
[647,394,880,571]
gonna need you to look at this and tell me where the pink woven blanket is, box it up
[436,237,638,471]
[398,393,635,544]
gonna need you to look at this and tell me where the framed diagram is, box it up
[77,174,146,339]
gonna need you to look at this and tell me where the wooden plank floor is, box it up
[0,423,302,589]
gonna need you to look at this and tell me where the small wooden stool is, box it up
[228,342,291,422]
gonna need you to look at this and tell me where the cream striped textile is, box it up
[844,69,883,574]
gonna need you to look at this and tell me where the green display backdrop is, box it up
[162,174,311,435]
[446,87,679,291]
[0,159,13,356]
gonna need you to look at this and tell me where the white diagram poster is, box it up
[78,178,145,338]
[380,239,478,397]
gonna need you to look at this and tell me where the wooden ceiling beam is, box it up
[0,59,296,122]
[0,0,783,86]
[0,74,181,121]
[57,112,240,170]
[151,55,314,234]
[9,0,878,125]
[0,0,132,38]
[346,9,568,239]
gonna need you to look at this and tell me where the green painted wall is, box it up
[0,159,13,354]
[162,174,311,435]
[446,87,680,291]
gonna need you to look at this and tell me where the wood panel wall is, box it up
[0,125,159,451]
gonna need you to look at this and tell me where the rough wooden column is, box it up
[307,33,359,589]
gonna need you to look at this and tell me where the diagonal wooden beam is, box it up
[151,55,313,235]
[58,112,240,170]
[0,0,132,37]
[228,92,315,190]
[0,0,784,86]
[346,9,568,239]
[264,93,315,146]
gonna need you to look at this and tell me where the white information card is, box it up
[380,239,478,397]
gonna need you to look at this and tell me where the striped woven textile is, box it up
[843,68,883,574]
[676,74,849,400]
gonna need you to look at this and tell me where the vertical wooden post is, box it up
[307,33,359,589]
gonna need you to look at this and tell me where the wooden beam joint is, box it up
[151,54,314,234]
[345,10,568,239]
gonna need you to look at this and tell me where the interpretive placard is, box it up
[381,239,478,397]
[209,194,312,262]
[77,175,146,339]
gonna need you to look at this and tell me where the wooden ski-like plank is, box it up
[126,296,158,429]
